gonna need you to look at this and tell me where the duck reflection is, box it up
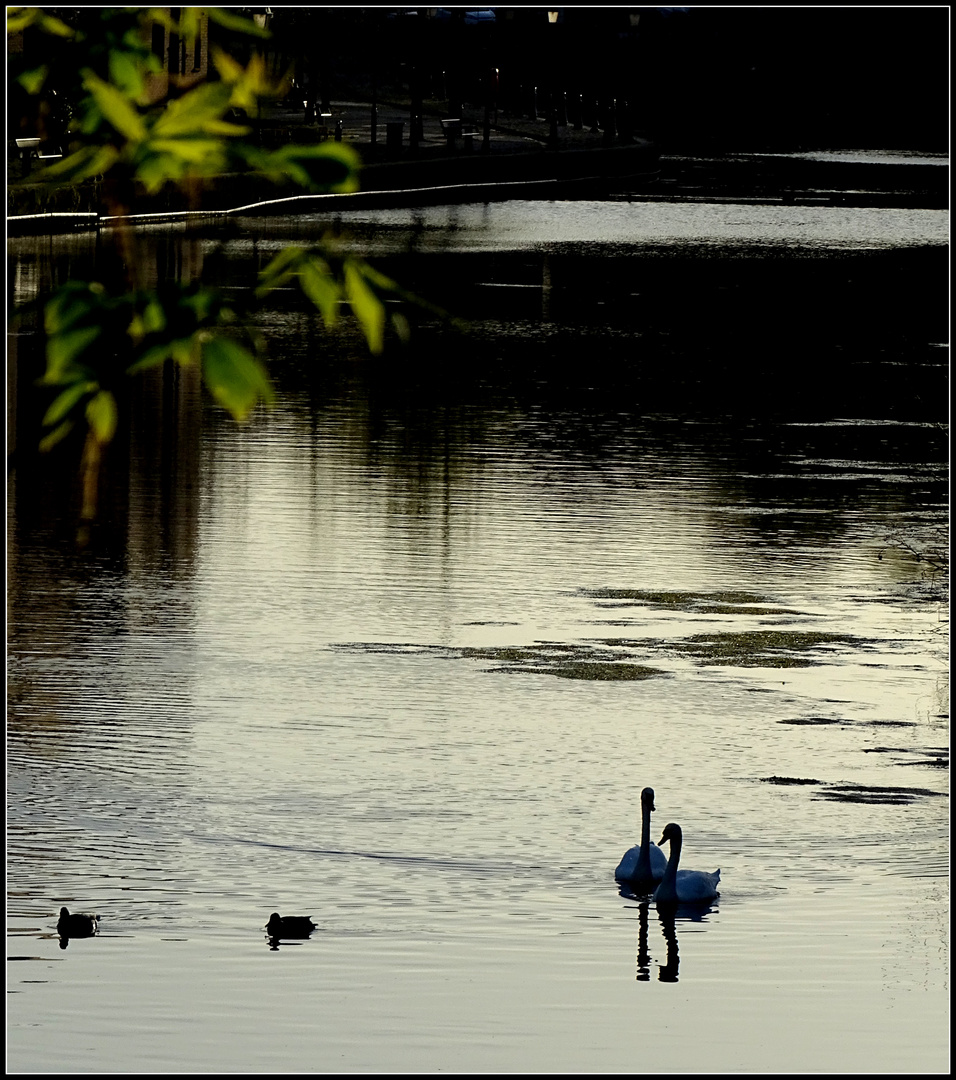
[266,933,314,951]
[629,898,718,982]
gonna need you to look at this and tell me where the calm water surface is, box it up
[7,197,949,1073]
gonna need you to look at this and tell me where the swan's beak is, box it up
[658,833,667,846]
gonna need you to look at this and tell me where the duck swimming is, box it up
[266,913,317,938]
[57,907,98,936]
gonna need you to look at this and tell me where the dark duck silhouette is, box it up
[266,913,317,938]
[57,907,98,936]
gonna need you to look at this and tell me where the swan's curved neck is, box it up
[635,798,656,877]
[640,801,652,849]
[662,832,682,886]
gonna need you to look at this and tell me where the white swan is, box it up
[654,822,720,904]
[615,787,668,885]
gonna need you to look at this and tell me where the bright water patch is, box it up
[226,198,949,253]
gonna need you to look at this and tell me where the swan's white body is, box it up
[615,787,668,884]
[654,822,720,904]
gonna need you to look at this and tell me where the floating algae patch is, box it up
[815,783,948,805]
[461,620,522,627]
[461,646,547,665]
[582,588,768,607]
[494,660,666,681]
[778,716,847,725]
[462,643,601,665]
[592,636,669,650]
[462,643,667,681]
[759,778,946,803]
[672,630,863,668]
[330,642,460,658]
[580,588,805,616]
[550,661,663,681]
[707,606,808,616]
[761,776,821,785]
[331,641,667,681]
[862,746,949,768]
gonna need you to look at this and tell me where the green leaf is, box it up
[205,8,272,38]
[299,258,342,327]
[39,419,76,453]
[45,326,102,379]
[134,155,184,192]
[35,10,75,37]
[44,284,102,334]
[127,333,203,375]
[35,144,120,185]
[17,64,49,94]
[355,259,453,323]
[178,286,220,324]
[7,9,74,37]
[255,245,308,297]
[81,69,147,142]
[108,47,145,99]
[134,139,231,190]
[201,335,274,421]
[151,82,238,138]
[145,8,182,33]
[6,8,36,34]
[125,342,174,374]
[356,262,402,294]
[261,142,361,192]
[146,137,229,164]
[153,113,250,141]
[210,48,277,112]
[174,8,205,40]
[41,381,96,427]
[344,261,386,355]
[171,338,201,367]
[142,298,167,334]
[390,311,412,344]
[210,47,245,85]
[126,312,146,342]
[86,390,119,446]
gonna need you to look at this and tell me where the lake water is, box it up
[6,194,949,1073]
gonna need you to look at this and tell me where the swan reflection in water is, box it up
[629,898,719,983]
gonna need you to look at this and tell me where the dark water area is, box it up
[646,152,948,210]
[366,248,948,414]
[10,233,948,547]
